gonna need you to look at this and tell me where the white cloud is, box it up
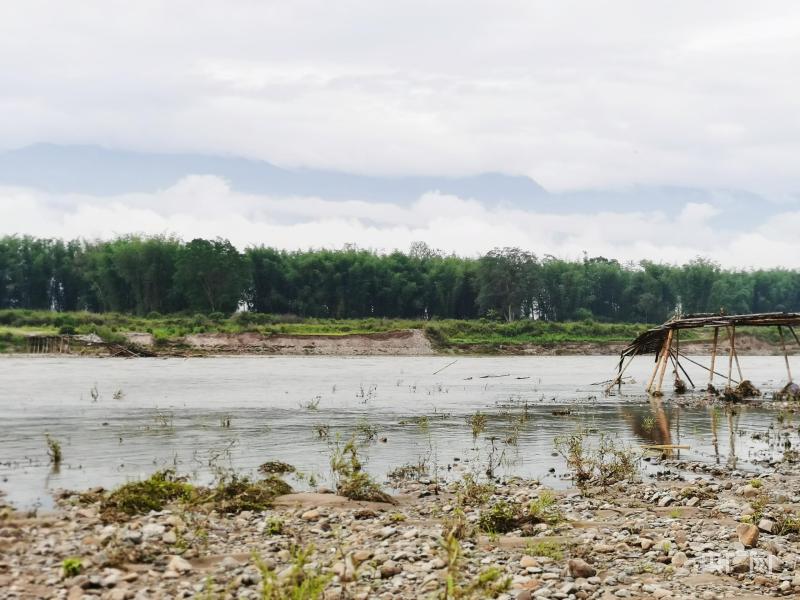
[2,177,799,269]
[0,2,799,194]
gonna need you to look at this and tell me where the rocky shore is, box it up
[3,454,800,600]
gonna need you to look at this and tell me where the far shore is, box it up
[3,329,798,358]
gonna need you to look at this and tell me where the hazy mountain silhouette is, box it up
[0,144,780,223]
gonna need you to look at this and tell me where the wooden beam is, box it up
[670,349,695,388]
[677,351,739,384]
[606,352,636,393]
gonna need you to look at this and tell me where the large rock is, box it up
[166,555,193,573]
[736,523,760,548]
[671,551,687,567]
[567,558,596,578]
[380,560,401,578]
[757,518,775,534]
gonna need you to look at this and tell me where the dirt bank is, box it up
[20,330,796,357]
[180,328,435,356]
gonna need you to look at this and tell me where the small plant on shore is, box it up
[750,478,763,488]
[455,474,494,506]
[437,534,510,599]
[528,490,563,525]
[330,436,393,503]
[524,540,564,560]
[254,545,329,600]
[441,507,472,540]
[205,473,291,514]
[61,557,82,577]
[775,512,800,535]
[478,500,518,534]
[265,516,284,535]
[45,434,62,466]
[467,411,488,438]
[388,512,407,523]
[669,507,681,519]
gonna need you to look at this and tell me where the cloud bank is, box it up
[1,1,800,195]
[2,176,799,269]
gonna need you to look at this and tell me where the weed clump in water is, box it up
[101,469,194,518]
[330,436,393,503]
[258,461,296,475]
[554,430,640,488]
[45,434,62,466]
[467,411,488,438]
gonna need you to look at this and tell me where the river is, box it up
[0,355,793,508]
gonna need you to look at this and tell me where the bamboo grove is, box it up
[2,235,800,322]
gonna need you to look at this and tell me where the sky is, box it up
[1,1,800,266]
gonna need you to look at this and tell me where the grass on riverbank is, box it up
[0,308,784,353]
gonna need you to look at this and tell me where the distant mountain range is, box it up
[0,144,785,224]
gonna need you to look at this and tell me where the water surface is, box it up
[0,355,795,508]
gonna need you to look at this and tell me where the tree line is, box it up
[2,235,799,323]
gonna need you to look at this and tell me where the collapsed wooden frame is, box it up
[606,312,800,394]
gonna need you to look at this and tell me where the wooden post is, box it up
[726,326,734,388]
[779,326,793,383]
[648,332,670,393]
[709,327,719,386]
[655,329,674,394]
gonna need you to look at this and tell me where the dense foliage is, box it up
[2,235,800,322]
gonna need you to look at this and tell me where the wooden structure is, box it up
[27,335,72,354]
[607,312,800,394]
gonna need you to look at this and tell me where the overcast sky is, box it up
[2,2,800,265]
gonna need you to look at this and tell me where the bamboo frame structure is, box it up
[612,312,800,395]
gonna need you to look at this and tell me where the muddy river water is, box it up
[0,355,795,508]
